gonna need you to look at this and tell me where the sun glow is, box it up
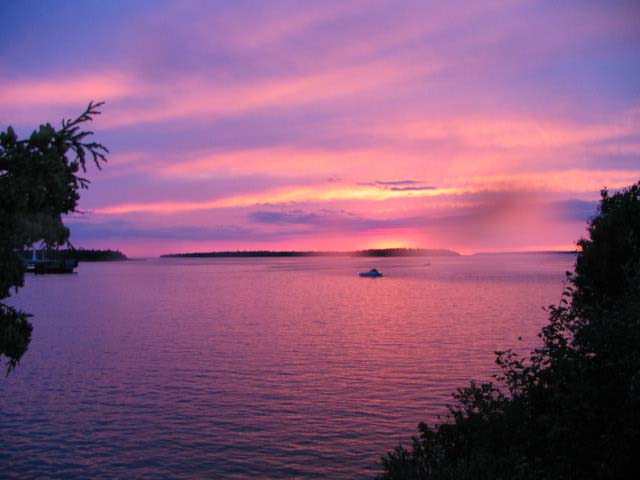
[363,234,417,250]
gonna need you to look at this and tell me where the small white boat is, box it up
[359,268,383,278]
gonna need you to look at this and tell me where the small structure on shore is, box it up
[24,250,78,274]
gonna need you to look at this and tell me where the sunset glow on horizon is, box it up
[2,0,639,256]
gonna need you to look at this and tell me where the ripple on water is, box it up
[1,254,575,479]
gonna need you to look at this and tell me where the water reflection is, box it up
[1,254,574,478]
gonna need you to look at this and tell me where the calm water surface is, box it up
[1,253,574,479]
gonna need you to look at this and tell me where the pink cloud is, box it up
[2,0,639,254]
[0,73,133,107]
[92,169,637,217]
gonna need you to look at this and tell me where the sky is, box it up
[1,0,639,256]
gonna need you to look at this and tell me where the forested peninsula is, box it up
[21,249,127,262]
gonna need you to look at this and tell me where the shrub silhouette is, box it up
[378,183,640,480]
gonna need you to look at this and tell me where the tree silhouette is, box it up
[0,102,107,372]
[379,182,640,479]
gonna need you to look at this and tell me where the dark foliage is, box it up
[0,102,107,372]
[378,183,640,480]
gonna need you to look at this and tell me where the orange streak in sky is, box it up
[93,169,639,216]
[94,184,466,214]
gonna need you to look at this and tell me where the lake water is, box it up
[1,253,574,479]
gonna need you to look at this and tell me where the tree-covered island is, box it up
[161,248,459,258]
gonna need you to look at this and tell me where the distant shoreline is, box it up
[160,248,460,258]
[471,250,579,256]
[21,248,128,262]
